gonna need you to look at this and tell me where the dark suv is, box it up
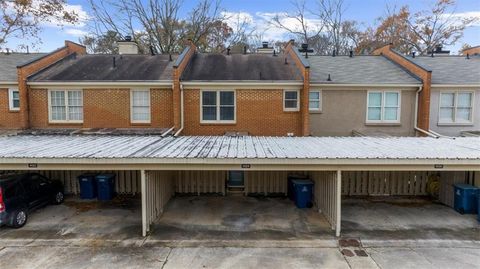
[0,173,64,228]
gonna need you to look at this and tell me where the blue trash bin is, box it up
[288,175,309,201]
[453,183,479,214]
[78,173,97,199]
[292,179,314,208]
[96,174,116,201]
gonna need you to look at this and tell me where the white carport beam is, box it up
[141,170,147,237]
[336,170,342,237]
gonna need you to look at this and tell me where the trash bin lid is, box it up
[454,183,478,190]
[292,179,314,185]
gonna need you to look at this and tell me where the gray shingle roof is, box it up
[0,53,47,82]
[407,56,480,85]
[306,55,421,85]
[181,53,302,81]
[29,54,176,82]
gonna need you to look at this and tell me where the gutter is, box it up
[174,84,184,136]
[161,126,175,137]
[310,83,420,88]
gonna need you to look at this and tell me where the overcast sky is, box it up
[5,0,480,54]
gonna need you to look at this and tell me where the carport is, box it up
[0,135,478,237]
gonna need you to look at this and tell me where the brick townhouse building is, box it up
[0,39,478,237]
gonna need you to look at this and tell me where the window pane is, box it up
[309,101,320,109]
[285,91,298,100]
[457,93,472,107]
[439,108,454,122]
[68,91,82,106]
[440,93,454,107]
[13,100,20,108]
[285,100,297,109]
[384,107,398,121]
[202,107,217,121]
[220,107,234,120]
[385,92,399,106]
[132,106,150,121]
[68,106,83,121]
[220,92,234,106]
[368,92,382,106]
[51,91,65,106]
[202,91,216,106]
[456,108,471,122]
[52,106,66,121]
[133,91,149,106]
[368,107,381,120]
[12,91,19,99]
[309,92,319,100]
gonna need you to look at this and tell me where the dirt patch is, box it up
[64,196,140,213]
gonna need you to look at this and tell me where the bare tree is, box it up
[270,0,324,45]
[0,0,79,49]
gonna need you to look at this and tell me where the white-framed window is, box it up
[48,90,83,123]
[8,88,20,111]
[366,91,401,123]
[130,89,151,123]
[309,90,322,112]
[201,90,235,123]
[439,91,474,124]
[284,90,299,111]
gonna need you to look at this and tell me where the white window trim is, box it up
[283,89,300,112]
[200,89,236,124]
[309,90,322,112]
[366,90,401,124]
[438,90,475,125]
[8,88,20,111]
[130,89,151,124]
[47,89,83,123]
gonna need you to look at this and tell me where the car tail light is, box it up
[0,187,4,213]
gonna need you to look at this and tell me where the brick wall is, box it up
[29,88,173,129]
[183,89,302,136]
[373,44,431,134]
[0,88,21,128]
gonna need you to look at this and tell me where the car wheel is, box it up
[54,191,65,205]
[10,209,28,228]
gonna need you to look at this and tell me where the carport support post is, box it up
[336,170,342,237]
[141,170,147,237]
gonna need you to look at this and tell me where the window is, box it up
[201,90,235,123]
[439,91,474,124]
[131,89,151,123]
[8,88,20,111]
[284,90,299,111]
[48,90,83,123]
[309,91,322,112]
[367,91,400,123]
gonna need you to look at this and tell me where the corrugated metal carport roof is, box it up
[0,135,479,160]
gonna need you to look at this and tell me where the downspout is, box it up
[414,86,438,138]
[161,126,175,137]
[174,84,184,136]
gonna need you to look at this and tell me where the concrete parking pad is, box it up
[163,247,350,269]
[0,196,143,246]
[149,196,333,243]
[367,247,480,269]
[0,246,169,269]
[342,197,480,241]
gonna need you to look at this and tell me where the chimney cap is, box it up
[124,36,132,42]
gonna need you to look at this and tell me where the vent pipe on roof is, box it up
[273,50,277,57]
[5,48,10,54]
[169,54,173,61]
[349,50,353,57]
[150,45,155,56]
[332,49,336,57]
[112,56,116,68]
[327,74,332,81]
[466,53,470,60]
[243,46,247,54]
[227,47,231,55]
[412,51,416,58]
[284,57,288,65]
